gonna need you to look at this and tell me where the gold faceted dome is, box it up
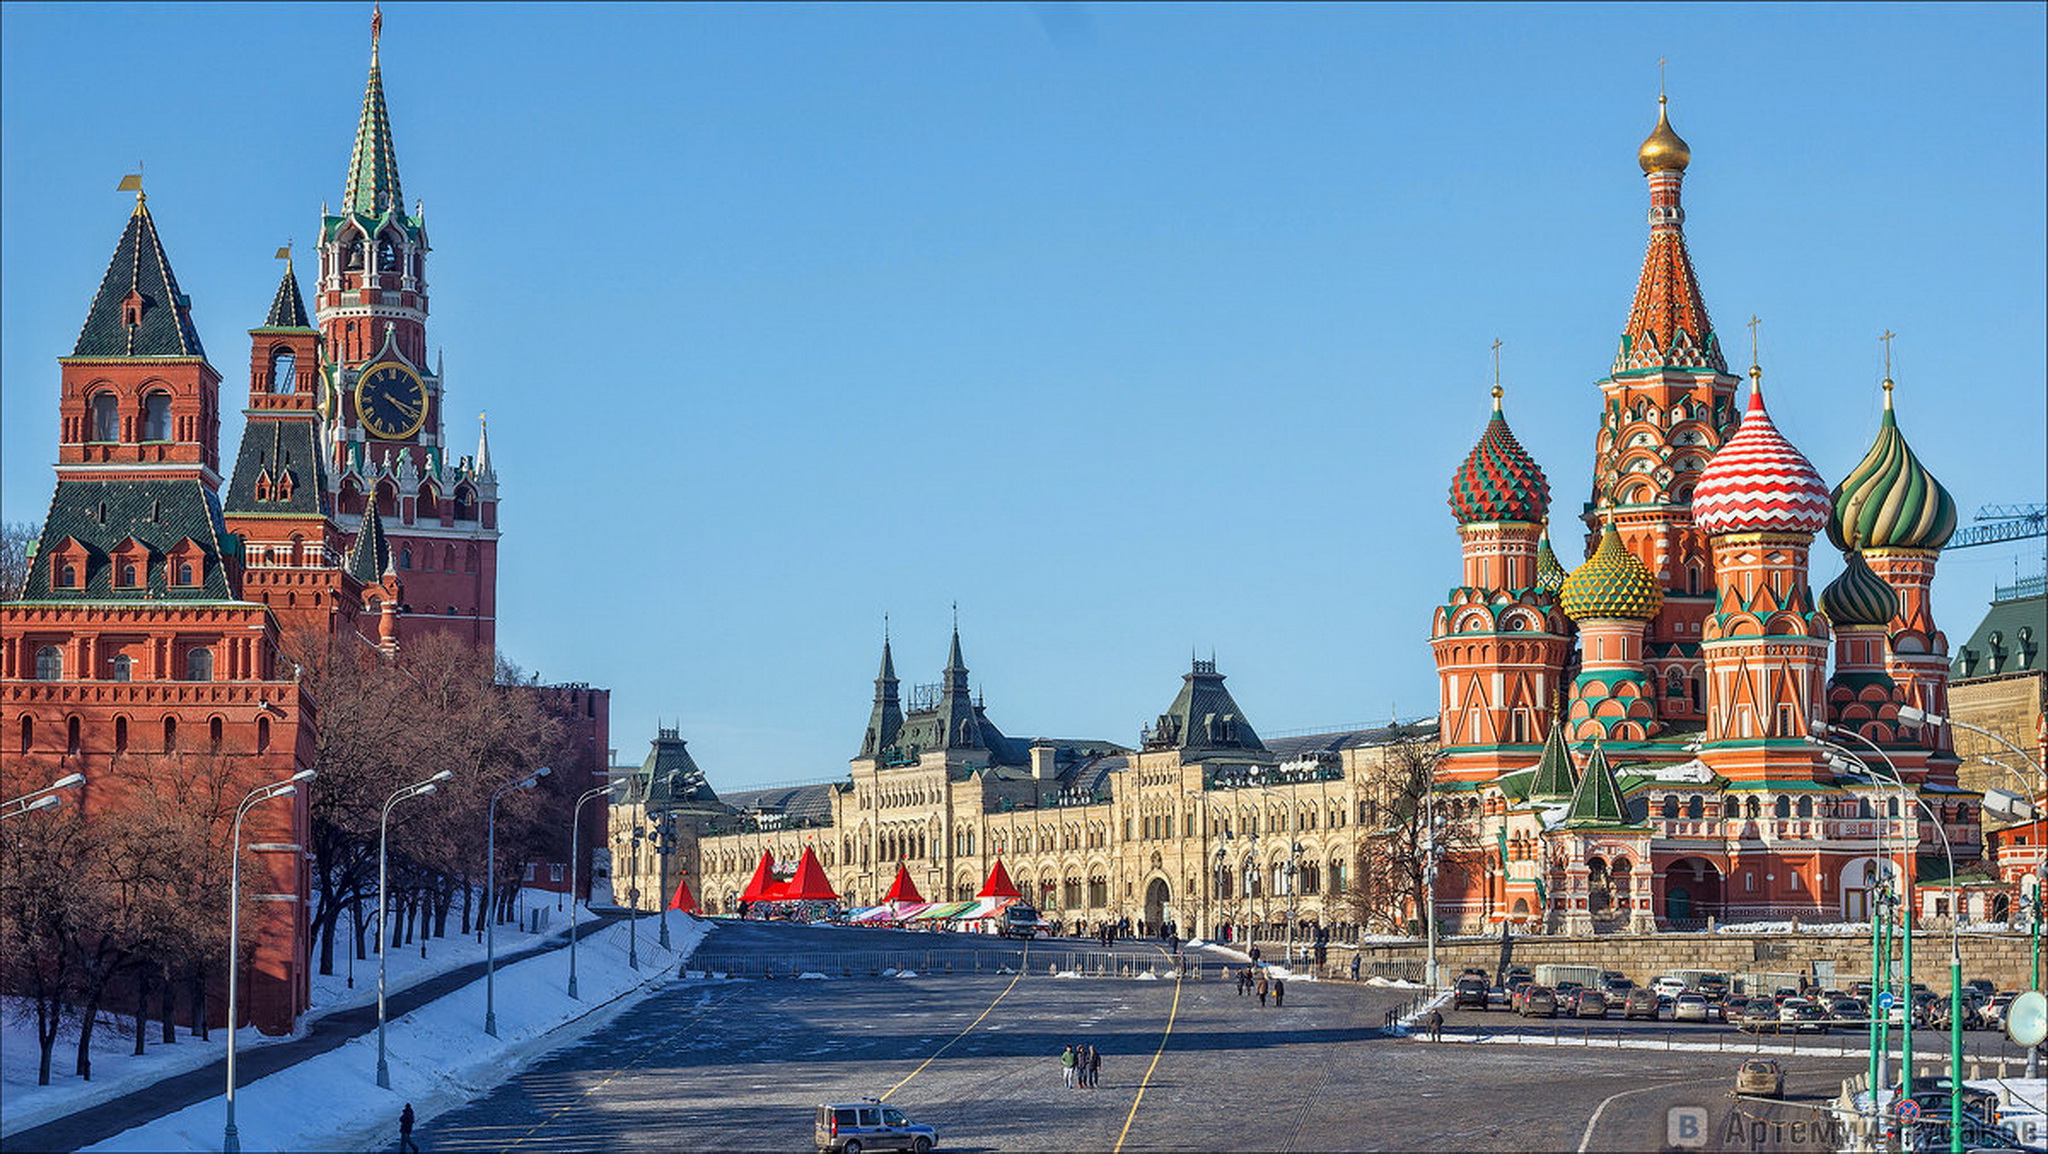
[1638,96,1691,173]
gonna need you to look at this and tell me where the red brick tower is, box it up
[1,188,316,1033]
[1583,95,1744,723]
[315,18,498,651]
[224,257,365,646]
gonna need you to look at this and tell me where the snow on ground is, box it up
[0,903,613,1140]
[83,915,709,1153]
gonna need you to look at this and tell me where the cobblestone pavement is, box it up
[415,924,1871,1152]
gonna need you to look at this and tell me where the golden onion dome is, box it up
[1638,96,1691,174]
[1560,524,1665,622]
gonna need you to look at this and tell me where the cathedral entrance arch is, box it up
[1662,858,1721,927]
[1144,877,1171,932]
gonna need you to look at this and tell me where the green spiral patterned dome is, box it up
[1820,549,1899,627]
[1827,388,1957,551]
[1535,525,1567,593]
[1560,524,1664,622]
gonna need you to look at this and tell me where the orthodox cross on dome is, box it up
[1879,328,1898,398]
[1491,337,1504,406]
[1746,314,1762,368]
[371,3,382,63]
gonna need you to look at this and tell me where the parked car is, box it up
[1518,985,1558,1018]
[1653,975,1688,998]
[1986,993,2016,1026]
[1454,976,1490,1010]
[1734,1058,1785,1099]
[1599,970,1629,989]
[1672,993,1720,1023]
[1698,975,1730,1002]
[1737,1003,1781,1033]
[1622,987,1660,1020]
[1825,996,1867,1023]
[1778,999,1830,1033]
[1573,989,1610,1019]
[816,1101,938,1154]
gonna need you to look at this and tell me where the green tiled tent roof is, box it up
[1562,739,1639,828]
[345,60,404,219]
[1529,719,1578,801]
[225,417,331,518]
[22,479,234,601]
[262,262,311,330]
[71,201,206,359]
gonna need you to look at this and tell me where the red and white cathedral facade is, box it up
[1428,97,1973,933]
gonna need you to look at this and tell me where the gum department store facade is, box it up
[645,97,1989,942]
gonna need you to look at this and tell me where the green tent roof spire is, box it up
[1563,738,1635,827]
[344,24,404,220]
[1529,717,1579,801]
[264,259,311,329]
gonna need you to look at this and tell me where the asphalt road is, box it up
[410,921,1891,1152]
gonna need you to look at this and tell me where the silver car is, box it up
[816,1101,937,1154]
[1672,993,1718,1023]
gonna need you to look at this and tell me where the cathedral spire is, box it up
[1613,92,1722,375]
[345,6,404,220]
[1562,738,1635,827]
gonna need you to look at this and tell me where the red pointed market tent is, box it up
[738,849,779,903]
[977,858,1022,900]
[883,862,925,905]
[780,845,840,902]
[667,874,699,914]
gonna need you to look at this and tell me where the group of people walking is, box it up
[1059,1042,1103,1088]
[1235,965,1285,1007]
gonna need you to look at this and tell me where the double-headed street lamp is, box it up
[485,766,551,1037]
[221,768,314,1154]
[375,769,452,1090]
[568,780,623,999]
[1,772,85,820]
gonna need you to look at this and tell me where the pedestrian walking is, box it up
[1257,974,1269,1007]
[1427,1009,1444,1042]
[1249,945,1261,964]
[399,1103,420,1154]
[1273,978,1285,1008]
[1088,1043,1102,1088]
[1350,954,1361,982]
[1061,1043,1078,1089]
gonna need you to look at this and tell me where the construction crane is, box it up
[1948,504,2047,550]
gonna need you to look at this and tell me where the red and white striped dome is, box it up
[1691,381,1830,536]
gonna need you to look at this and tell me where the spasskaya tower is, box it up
[314,10,498,650]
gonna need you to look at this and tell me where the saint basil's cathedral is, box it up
[1431,96,1972,933]
[0,23,503,1032]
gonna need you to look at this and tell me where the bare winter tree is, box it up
[1347,739,1479,936]
[0,520,39,601]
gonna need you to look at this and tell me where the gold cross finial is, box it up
[1746,314,1763,368]
[1490,338,1504,408]
[1879,329,1897,406]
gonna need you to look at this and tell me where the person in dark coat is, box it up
[400,1103,420,1153]
[1273,977,1286,1007]
[1088,1043,1102,1088]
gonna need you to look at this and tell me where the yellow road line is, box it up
[880,944,1029,1101]
[1112,967,1184,1153]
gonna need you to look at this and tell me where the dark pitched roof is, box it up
[719,783,838,827]
[224,416,332,518]
[22,479,236,601]
[262,262,311,329]
[1262,721,1436,761]
[1145,659,1266,754]
[1952,589,2045,680]
[1562,740,1639,828]
[1529,720,1579,802]
[71,200,206,359]
[642,729,721,808]
[344,496,392,582]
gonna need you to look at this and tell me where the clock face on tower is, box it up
[353,361,427,441]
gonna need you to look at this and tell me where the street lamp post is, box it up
[221,768,314,1154]
[655,809,675,951]
[485,767,551,1037]
[375,769,452,1090]
[0,772,85,820]
[567,781,620,999]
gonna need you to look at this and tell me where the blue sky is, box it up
[4,3,2043,790]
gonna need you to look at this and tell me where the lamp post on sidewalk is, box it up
[568,781,622,999]
[222,768,314,1154]
[1,771,85,820]
[485,766,551,1037]
[375,769,452,1090]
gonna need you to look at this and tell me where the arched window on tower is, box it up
[109,653,132,682]
[17,714,31,754]
[142,391,173,441]
[35,646,64,680]
[185,647,214,683]
[269,350,297,394]
[91,392,121,441]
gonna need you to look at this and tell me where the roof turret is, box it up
[1562,739,1636,827]
[1690,366,1830,536]
[1448,387,1550,525]
[1529,717,1579,801]
[1826,381,1957,551]
[263,258,311,330]
[1560,524,1664,622]
[345,491,392,582]
[1535,524,1568,593]
[1612,94,1723,376]
[1637,95,1692,173]
[1820,549,1900,628]
[345,9,404,220]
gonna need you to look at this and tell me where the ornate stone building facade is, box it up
[642,630,1431,943]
